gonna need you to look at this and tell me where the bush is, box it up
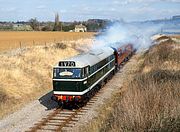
[54,43,67,49]
[0,90,8,105]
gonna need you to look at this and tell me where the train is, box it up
[51,43,135,107]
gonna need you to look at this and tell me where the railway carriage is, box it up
[112,43,134,70]
[52,47,116,107]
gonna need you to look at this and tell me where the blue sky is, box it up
[0,0,179,22]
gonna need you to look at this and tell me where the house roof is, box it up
[75,24,86,29]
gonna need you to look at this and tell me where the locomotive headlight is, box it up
[83,81,87,84]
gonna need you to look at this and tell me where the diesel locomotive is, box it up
[51,44,135,107]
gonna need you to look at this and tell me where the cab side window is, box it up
[81,68,85,78]
[84,67,89,77]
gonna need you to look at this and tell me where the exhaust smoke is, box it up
[93,22,163,51]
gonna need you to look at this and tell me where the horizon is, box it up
[0,0,180,22]
[0,15,179,23]
[0,15,178,23]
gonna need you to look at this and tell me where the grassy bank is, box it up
[0,39,92,119]
[81,36,180,132]
[102,38,180,131]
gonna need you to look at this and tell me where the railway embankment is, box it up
[72,51,143,132]
[0,40,140,131]
[82,36,180,132]
[27,46,142,132]
[0,35,179,132]
[0,38,92,119]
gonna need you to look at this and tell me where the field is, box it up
[172,35,180,39]
[0,32,95,51]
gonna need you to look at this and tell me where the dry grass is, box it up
[0,38,93,119]
[142,39,180,72]
[0,32,95,51]
[107,71,180,132]
[100,38,180,132]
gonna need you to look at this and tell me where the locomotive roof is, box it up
[56,47,114,68]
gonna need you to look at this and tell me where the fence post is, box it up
[45,42,47,47]
[19,41,22,49]
[33,40,35,46]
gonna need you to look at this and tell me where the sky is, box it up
[0,0,179,22]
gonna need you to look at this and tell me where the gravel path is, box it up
[0,92,58,132]
[0,54,140,132]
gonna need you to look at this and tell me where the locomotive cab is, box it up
[52,61,90,106]
[53,66,89,92]
[52,47,116,107]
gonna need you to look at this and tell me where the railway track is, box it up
[27,62,128,132]
[26,91,104,132]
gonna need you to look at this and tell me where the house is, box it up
[75,24,87,32]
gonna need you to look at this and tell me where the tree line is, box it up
[0,13,110,32]
[29,14,109,32]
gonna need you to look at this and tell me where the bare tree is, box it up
[53,13,62,31]
[29,18,39,31]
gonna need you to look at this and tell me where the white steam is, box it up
[93,22,163,51]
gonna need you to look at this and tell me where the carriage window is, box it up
[118,51,122,56]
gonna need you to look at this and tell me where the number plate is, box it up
[59,61,76,67]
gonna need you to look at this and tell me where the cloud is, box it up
[0,7,17,12]
[36,5,46,9]
[61,9,67,13]
[110,8,116,11]
[163,0,180,2]
[113,0,180,4]
[0,0,179,21]
[71,5,78,8]
[113,0,120,4]
[128,6,155,14]
[82,6,91,11]
[112,0,129,5]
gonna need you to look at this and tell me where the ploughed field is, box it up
[0,32,95,51]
